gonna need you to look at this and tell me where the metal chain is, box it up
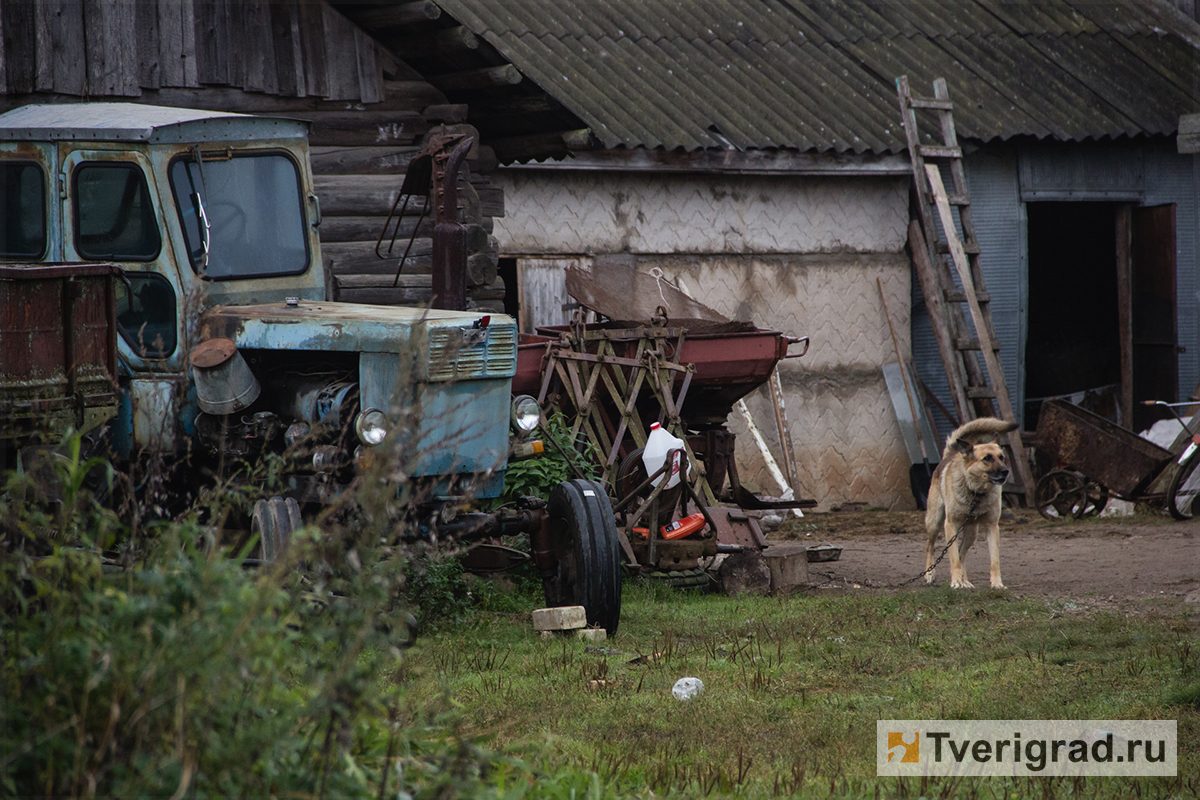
[811,526,962,590]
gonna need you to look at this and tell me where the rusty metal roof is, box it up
[431,0,1200,154]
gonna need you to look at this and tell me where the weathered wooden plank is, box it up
[298,0,328,98]
[315,175,407,215]
[475,186,504,218]
[304,110,430,147]
[116,85,433,113]
[321,4,359,101]
[158,0,194,87]
[310,145,421,175]
[84,0,139,96]
[36,0,86,95]
[242,0,277,94]
[354,26,382,104]
[4,1,38,93]
[136,0,161,89]
[270,1,303,97]
[193,0,231,85]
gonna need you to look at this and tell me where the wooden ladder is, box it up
[896,75,1037,502]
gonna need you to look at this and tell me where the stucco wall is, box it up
[495,168,917,509]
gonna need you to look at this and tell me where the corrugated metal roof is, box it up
[433,0,1200,154]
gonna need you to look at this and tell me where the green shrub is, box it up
[0,435,613,799]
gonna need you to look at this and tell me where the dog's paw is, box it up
[951,579,975,589]
[991,581,1006,590]
[924,572,935,585]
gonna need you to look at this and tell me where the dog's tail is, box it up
[943,417,1018,458]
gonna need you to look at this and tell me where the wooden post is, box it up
[1116,205,1133,429]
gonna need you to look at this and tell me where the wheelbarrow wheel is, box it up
[1168,450,1200,520]
[1034,469,1086,520]
[544,479,623,634]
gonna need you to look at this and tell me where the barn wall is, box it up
[495,168,917,509]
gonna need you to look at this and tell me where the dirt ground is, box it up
[770,508,1200,611]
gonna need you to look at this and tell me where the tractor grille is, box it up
[427,323,516,381]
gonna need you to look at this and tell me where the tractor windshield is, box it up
[169,152,310,280]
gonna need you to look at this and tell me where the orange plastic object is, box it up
[633,512,706,540]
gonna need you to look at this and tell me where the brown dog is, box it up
[924,417,1019,589]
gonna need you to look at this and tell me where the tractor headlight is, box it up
[355,408,389,446]
[510,395,541,433]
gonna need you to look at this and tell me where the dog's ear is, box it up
[952,437,974,457]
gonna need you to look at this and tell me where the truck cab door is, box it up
[59,147,191,455]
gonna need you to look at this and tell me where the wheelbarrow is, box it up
[1033,398,1200,519]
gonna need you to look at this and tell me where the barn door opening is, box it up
[1024,202,1121,429]
[1129,204,1178,432]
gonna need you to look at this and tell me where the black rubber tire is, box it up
[1168,451,1200,520]
[544,479,623,634]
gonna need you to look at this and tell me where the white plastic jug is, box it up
[642,422,684,488]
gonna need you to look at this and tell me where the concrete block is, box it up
[575,628,607,642]
[532,605,586,631]
[716,550,771,596]
[762,543,810,594]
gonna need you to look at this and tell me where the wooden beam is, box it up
[428,64,522,92]
[352,1,441,31]
[387,26,479,60]
[490,129,595,162]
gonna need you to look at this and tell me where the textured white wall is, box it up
[496,169,917,509]
[495,171,908,255]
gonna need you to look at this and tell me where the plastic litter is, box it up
[643,422,684,488]
[672,676,704,700]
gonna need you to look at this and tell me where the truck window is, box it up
[115,272,177,358]
[73,163,161,261]
[1,161,47,259]
[169,153,309,280]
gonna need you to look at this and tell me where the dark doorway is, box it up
[498,257,520,321]
[1131,204,1179,431]
[1025,202,1121,428]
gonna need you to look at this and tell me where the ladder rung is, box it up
[918,144,962,159]
[956,337,1001,352]
[908,97,955,111]
[946,289,989,303]
[947,193,970,206]
[966,386,997,399]
[937,240,981,255]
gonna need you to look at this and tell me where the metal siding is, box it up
[1144,145,1200,399]
[963,149,1026,426]
[910,149,1026,430]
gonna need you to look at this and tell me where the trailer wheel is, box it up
[544,479,622,634]
[253,496,301,561]
[1168,451,1200,520]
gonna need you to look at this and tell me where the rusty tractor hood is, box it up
[198,301,517,382]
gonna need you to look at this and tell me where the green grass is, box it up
[393,582,1199,798]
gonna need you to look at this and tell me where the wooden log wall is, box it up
[1,0,507,311]
[0,0,389,102]
[311,85,506,310]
